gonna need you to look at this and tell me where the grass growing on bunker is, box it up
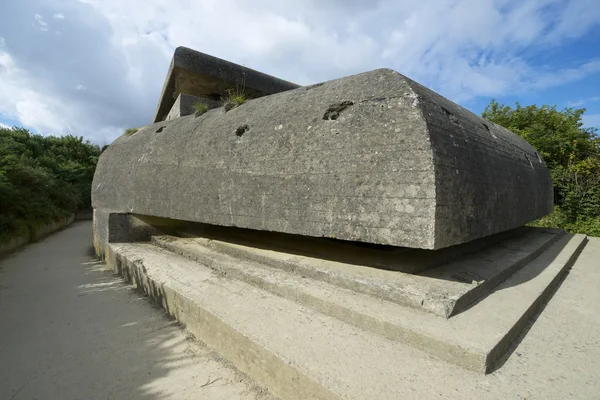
[193,102,208,116]
[223,89,248,111]
[124,128,138,136]
[222,72,249,111]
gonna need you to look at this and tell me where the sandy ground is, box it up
[0,221,277,400]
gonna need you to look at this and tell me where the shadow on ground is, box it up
[0,222,270,400]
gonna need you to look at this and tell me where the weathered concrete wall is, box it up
[166,94,220,121]
[93,210,160,258]
[0,214,75,256]
[406,81,554,247]
[93,69,552,249]
[154,46,300,122]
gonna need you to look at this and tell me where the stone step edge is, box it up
[102,243,341,400]
[151,233,587,373]
[163,229,563,318]
[449,229,565,316]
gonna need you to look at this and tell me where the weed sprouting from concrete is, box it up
[124,128,138,136]
[223,90,248,111]
[193,101,208,116]
[222,71,248,111]
[229,93,248,107]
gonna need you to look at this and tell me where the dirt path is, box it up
[0,221,276,400]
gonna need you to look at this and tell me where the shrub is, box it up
[483,100,600,236]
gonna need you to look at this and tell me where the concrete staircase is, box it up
[101,227,587,400]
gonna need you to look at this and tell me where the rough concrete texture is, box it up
[94,69,553,249]
[171,221,532,274]
[154,46,299,122]
[154,225,564,317]
[0,222,277,400]
[147,231,585,373]
[166,93,221,121]
[100,235,598,399]
[92,210,160,258]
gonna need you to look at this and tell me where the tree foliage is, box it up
[0,127,101,241]
[483,100,600,236]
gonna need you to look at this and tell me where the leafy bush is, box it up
[123,128,138,136]
[0,126,101,242]
[483,100,600,236]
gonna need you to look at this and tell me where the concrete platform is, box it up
[155,226,565,317]
[99,228,586,392]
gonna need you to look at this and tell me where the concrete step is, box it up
[156,227,564,318]
[173,223,532,274]
[103,231,586,392]
[150,232,585,373]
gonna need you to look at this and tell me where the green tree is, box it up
[0,127,101,242]
[482,100,600,236]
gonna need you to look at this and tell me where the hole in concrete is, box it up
[482,123,490,132]
[236,124,249,137]
[441,107,460,126]
[156,126,166,133]
[323,101,354,120]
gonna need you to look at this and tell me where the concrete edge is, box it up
[449,229,566,317]
[160,231,563,318]
[151,236,486,373]
[100,242,342,400]
[484,234,588,372]
[152,233,589,374]
[0,214,75,257]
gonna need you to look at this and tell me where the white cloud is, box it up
[0,48,76,134]
[568,99,586,107]
[33,13,48,31]
[0,122,11,129]
[567,96,600,108]
[74,0,600,97]
[0,0,599,143]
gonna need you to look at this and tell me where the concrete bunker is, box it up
[89,49,591,387]
[93,50,552,251]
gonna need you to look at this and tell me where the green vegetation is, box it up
[0,126,101,242]
[483,100,600,236]
[226,93,248,107]
[193,101,208,115]
[124,127,138,136]
[222,88,248,111]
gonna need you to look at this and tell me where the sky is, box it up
[0,0,599,144]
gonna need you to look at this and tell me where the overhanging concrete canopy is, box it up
[153,46,300,122]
